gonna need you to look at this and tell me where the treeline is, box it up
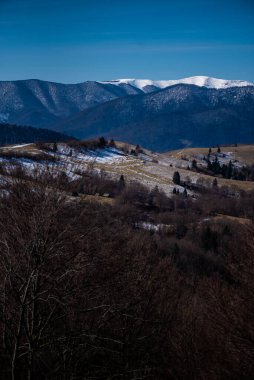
[190,154,254,182]
[67,137,144,157]
[67,136,116,150]
[0,165,253,379]
[206,156,254,181]
[0,123,73,146]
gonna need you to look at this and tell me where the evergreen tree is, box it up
[135,144,143,154]
[191,159,197,169]
[207,159,213,171]
[173,171,181,185]
[212,156,221,174]
[221,164,227,178]
[226,160,233,179]
[217,146,221,153]
[98,137,107,148]
[109,139,116,148]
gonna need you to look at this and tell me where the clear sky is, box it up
[0,0,254,83]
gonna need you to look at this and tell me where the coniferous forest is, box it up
[0,124,72,146]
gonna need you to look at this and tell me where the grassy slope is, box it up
[167,144,254,166]
[1,142,254,194]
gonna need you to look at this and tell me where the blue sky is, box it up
[0,0,253,83]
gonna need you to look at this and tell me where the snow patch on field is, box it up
[2,143,33,150]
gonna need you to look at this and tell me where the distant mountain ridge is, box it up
[54,84,254,151]
[99,76,254,91]
[0,76,253,129]
[0,76,254,151]
[0,79,143,128]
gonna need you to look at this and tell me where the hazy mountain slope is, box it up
[0,123,73,145]
[54,84,254,151]
[0,79,143,128]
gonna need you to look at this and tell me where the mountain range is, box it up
[0,76,253,151]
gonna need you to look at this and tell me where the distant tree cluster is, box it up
[67,136,114,150]
[207,157,254,181]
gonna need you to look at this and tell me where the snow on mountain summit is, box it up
[99,76,254,91]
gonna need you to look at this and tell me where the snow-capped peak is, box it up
[99,76,254,91]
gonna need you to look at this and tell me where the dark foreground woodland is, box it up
[0,165,254,380]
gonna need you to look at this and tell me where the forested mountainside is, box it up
[0,79,142,128]
[0,123,73,145]
[55,84,254,151]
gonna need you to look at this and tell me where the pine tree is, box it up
[207,159,213,171]
[135,144,143,154]
[173,171,181,185]
[98,137,107,148]
[221,164,227,178]
[212,156,221,174]
[226,160,233,179]
[191,159,197,169]
[109,139,116,148]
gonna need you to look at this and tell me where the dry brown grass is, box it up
[212,214,253,225]
[79,194,115,206]
[2,142,254,194]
